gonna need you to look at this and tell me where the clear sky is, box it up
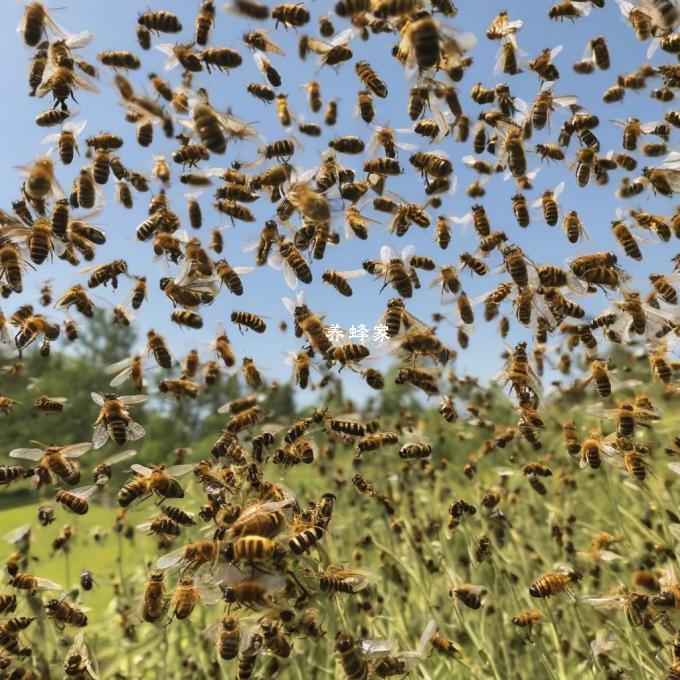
[0,0,676,405]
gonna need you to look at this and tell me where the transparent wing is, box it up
[110,368,133,387]
[118,395,148,406]
[91,392,105,406]
[104,449,137,465]
[130,464,153,478]
[156,547,186,569]
[4,524,31,545]
[9,448,44,461]
[92,423,109,450]
[62,442,93,458]
[68,484,97,499]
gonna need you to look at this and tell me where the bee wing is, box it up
[553,180,565,198]
[91,392,105,406]
[130,464,154,477]
[4,524,31,545]
[156,546,186,570]
[62,442,93,458]
[92,423,109,450]
[34,577,63,590]
[281,259,300,290]
[380,244,398,264]
[329,27,355,47]
[44,396,69,404]
[124,420,146,443]
[197,585,222,604]
[156,44,180,70]
[233,266,255,275]
[615,0,634,18]
[337,269,366,280]
[105,449,137,465]
[41,132,63,145]
[552,96,579,109]
[69,484,97,499]
[118,395,148,406]
[109,367,133,388]
[440,26,478,54]
[668,462,680,476]
[418,619,438,655]
[135,519,157,532]
[9,448,44,461]
[580,595,622,608]
[165,464,194,478]
[361,638,394,657]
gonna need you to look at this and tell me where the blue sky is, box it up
[0,0,676,405]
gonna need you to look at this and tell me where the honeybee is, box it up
[529,45,562,82]
[531,181,564,226]
[529,566,582,598]
[64,631,97,679]
[91,392,147,448]
[45,597,88,629]
[9,440,91,486]
[55,485,97,515]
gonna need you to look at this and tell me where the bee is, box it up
[529,46,562,82]
[33,395,68,413]
[532,181,564,226]
[97,50,140,70]
[531,87,577,130]
[355,90,375,124]
[563,211,588,243]
[91,392,146,448]
[409,151,453,178]
[168,576,220,621]
[231,311,267,334]
[355,61,388,98]
[138,10,182,33]
[45,597,88,629]
[335,632,368,680]
[271,2,310,27]
[450,584,487,609]
[20,157,61,203]
[510,193,531,228]
[321,269,365,297]
[213,615,242,660]
[649,347,673,384]
[202,46,243,73]
[321,568,370,595]
[649,273,678,304]
[190,102,226,154]
[11,571,62,591]
[322,98,338,126]
[459,252,488,277]
[529,566,582,597]
[273,94,292,128]
[642,159,680,196]
[512,609,543,632]
[549,1,592,20]
[55,485,97,515]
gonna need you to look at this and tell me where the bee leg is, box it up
[286,569,310,605]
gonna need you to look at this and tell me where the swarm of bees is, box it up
[4,0,680,677]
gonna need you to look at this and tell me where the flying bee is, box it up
[531,86,578,130]
[44,597,88,629]
[562,210,588,243]
[271,2,310,28]
[531,181,564,226]
[91,392,147,448]
[33,395,68,413]
[529,46,562,81]
[55,484,97,515]
[9,440,91,487]
[529,566,582,598]
[41,120,86,167]
[355,60,388,98]
[320,568,370,595]
[243,28,285,55]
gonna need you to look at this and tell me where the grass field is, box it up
[3,397,680,680]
